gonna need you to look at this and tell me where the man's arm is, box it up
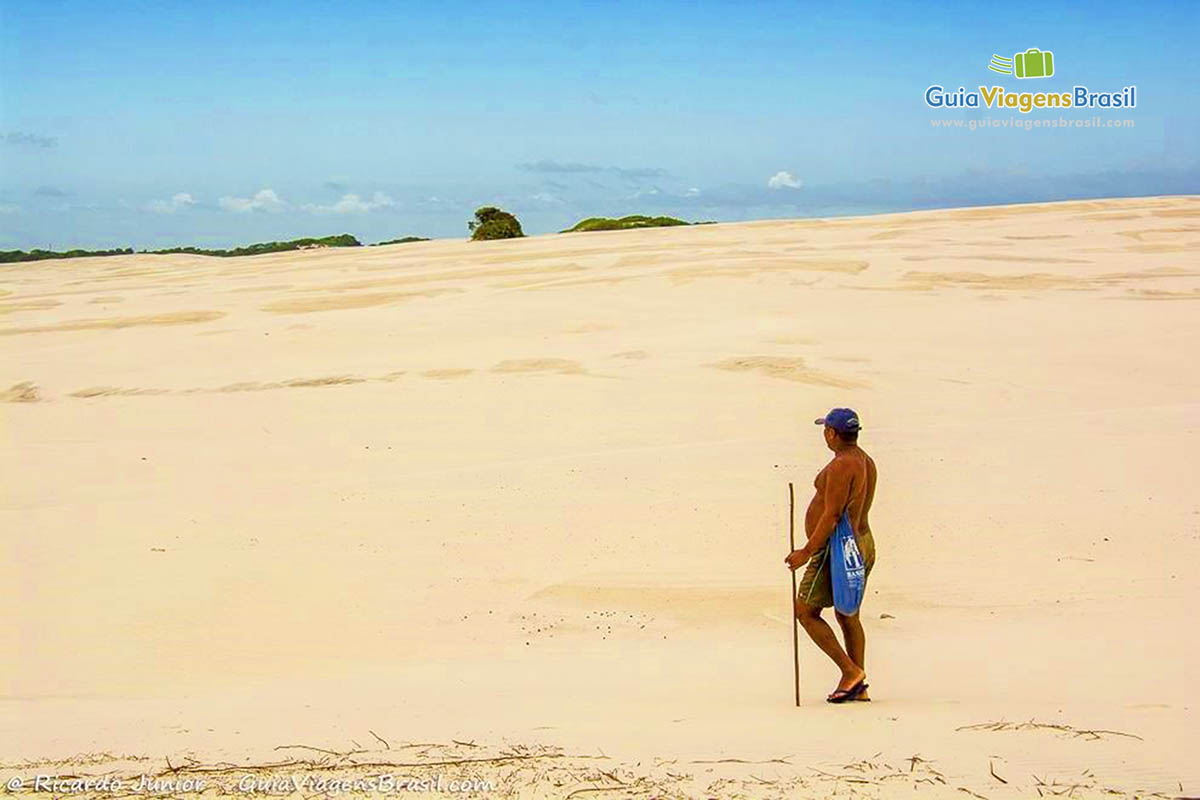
[786,459,853,570]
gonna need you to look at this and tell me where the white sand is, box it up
[2,196,1198,798]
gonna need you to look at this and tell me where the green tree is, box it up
[468,206,524,241]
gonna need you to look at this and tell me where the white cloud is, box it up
[529,192,561,204]
[685,187,701,196]
[627,185,662,200]
[0,203,19,214]
[146,192,195,214]
[303,191,395,214]
[219,188,286,213]
[767,171,802,189]
[416,195,462,209]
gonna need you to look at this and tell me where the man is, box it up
[785,408,877,704]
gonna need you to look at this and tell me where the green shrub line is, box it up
[561,214,696,233]
[147,233,363,257]
[2,233,424,263]
[0,247,135,264]
[370,236,431,246]
[3,211,718,263]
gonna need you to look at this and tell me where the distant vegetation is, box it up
[1,235,377,264]
[370,236,430,246]
[148,234,362,257]
[0,247,134,264]
[561,215,692,233]
[468,206,524,241]
[2,213,723,265]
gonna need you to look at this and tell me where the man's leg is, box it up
[795,600,865,692]
[834,610,865,669]
[835,610,868,699]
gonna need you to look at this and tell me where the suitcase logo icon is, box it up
[988,48,1055,79]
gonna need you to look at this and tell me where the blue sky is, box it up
[1,0,1197,250]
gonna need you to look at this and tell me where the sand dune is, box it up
[2,196,1198,798]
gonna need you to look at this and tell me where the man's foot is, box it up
[826,667,867,703]
[827,667,866,696]
[826,679,868,704]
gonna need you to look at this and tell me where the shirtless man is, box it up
[785,408,877,704]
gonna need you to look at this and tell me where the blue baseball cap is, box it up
[814,408,862,433]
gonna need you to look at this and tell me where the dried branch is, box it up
[273,744,365,757]
[689,756,792,765]
[956,720,1142,741]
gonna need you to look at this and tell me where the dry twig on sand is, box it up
[689,756,792,765]
[956,720,1143,741]
[273,743,366,758]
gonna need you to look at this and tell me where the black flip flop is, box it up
[826,680,868,704]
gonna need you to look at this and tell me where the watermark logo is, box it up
[924,47,1135,114]
[989,48,1055,79]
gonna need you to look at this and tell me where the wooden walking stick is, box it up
[789,481,800,706]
